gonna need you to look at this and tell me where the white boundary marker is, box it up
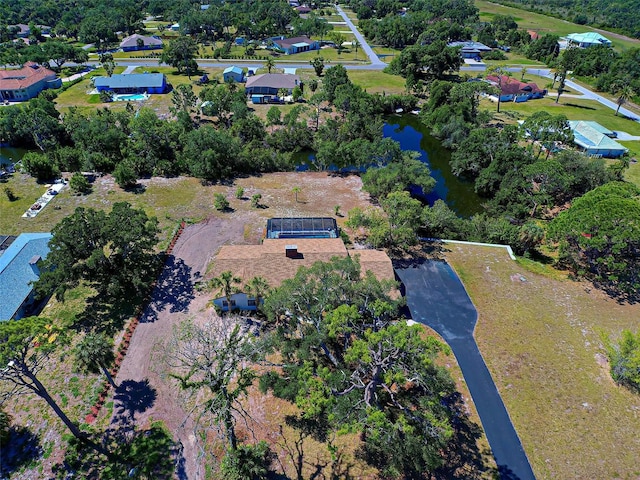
[421,238,516,261]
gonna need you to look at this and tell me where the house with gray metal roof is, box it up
[245,73,300,101]
[94,73,168,94]
[448,41,492,59]
[568,121,628,158]
[119,34,163,52]
[272,35,319,55]
[0,232,52,320]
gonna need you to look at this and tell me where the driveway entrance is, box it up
[395,259,536,480]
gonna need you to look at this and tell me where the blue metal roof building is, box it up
[0,232,52,320]
[94,73,168,94]
[223,66,245,83]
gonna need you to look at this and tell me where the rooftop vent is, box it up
[285,244,299,258]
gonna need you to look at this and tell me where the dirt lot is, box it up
[111,172,379,479]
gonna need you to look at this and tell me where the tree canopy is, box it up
[548,182,640,297]
[35,202,160,304]
[262,256,457,477]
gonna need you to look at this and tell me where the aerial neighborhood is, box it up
[0,0,639,479]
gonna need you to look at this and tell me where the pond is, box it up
[0,146,27,168]
[383,115,483,217]
[295,115,483,217]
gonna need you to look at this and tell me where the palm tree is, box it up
[74,333,117,388]
[210,271,242,312]
[292,186,301,202]
[520,66,527,81]
[352,40,361,60]
[486,66,511,113]
[613,83,636,116]
[278,87,288,101]
[244,276,270,311]
[264,57,276,74]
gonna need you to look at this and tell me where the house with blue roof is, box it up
[223,66,245,83]
[566,32,612,48]
[0,232,52,320]
[568,121,628,158]
[94,73,169,94]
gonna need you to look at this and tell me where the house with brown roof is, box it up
[272,35,319,55]
[487,75,546,103]
[0,62,61,103]
[210,229,395,311]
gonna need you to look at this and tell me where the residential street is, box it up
[334,4,387,68]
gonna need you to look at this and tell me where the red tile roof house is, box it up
[0,62,62,103]
[486,75,547,103]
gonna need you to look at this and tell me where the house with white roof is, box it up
[568,121,627,158]
[566,32,612,48]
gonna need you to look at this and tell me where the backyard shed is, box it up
[223,66,245,83]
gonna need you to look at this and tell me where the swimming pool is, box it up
[113,93,149,102]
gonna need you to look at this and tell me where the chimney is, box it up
[285,244,298,258]
[29,255,41,275]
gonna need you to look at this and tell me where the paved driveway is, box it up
[395,259,536,480]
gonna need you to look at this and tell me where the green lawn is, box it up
[346,70,407,94]
[476,0,640,52]
[490,96,640,137]
[445,244,640,480]
[624,157,640,186]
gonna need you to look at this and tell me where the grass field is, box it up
[476,0,640,52]
[444,244,640,480]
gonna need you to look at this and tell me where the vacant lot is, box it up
[444,244,640,480]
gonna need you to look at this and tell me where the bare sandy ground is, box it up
[113,214,253,479]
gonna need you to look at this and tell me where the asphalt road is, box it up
[395,259,536,480]
[335,4,386,68]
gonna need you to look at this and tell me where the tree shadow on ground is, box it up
[72,293,139,335]
[141,256,195,323]
[113,379,157,424]
[0,426,41,477]
[432,392,495,480]
[391,241,451,269]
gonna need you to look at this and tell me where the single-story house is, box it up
[566,32,612,48]
[0,62,61,102]
[568,121,628,158]
[245,73,300,101]
[9,24,30,38]
[487,75,547,102]
[448,41,492,59]
[211,231,395,311]
[295,6,312,14]
[0,233,52,321]
[271,35,319,55]
[93,73,169,94]
[223,66,245,83]
[120,34,163,52]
